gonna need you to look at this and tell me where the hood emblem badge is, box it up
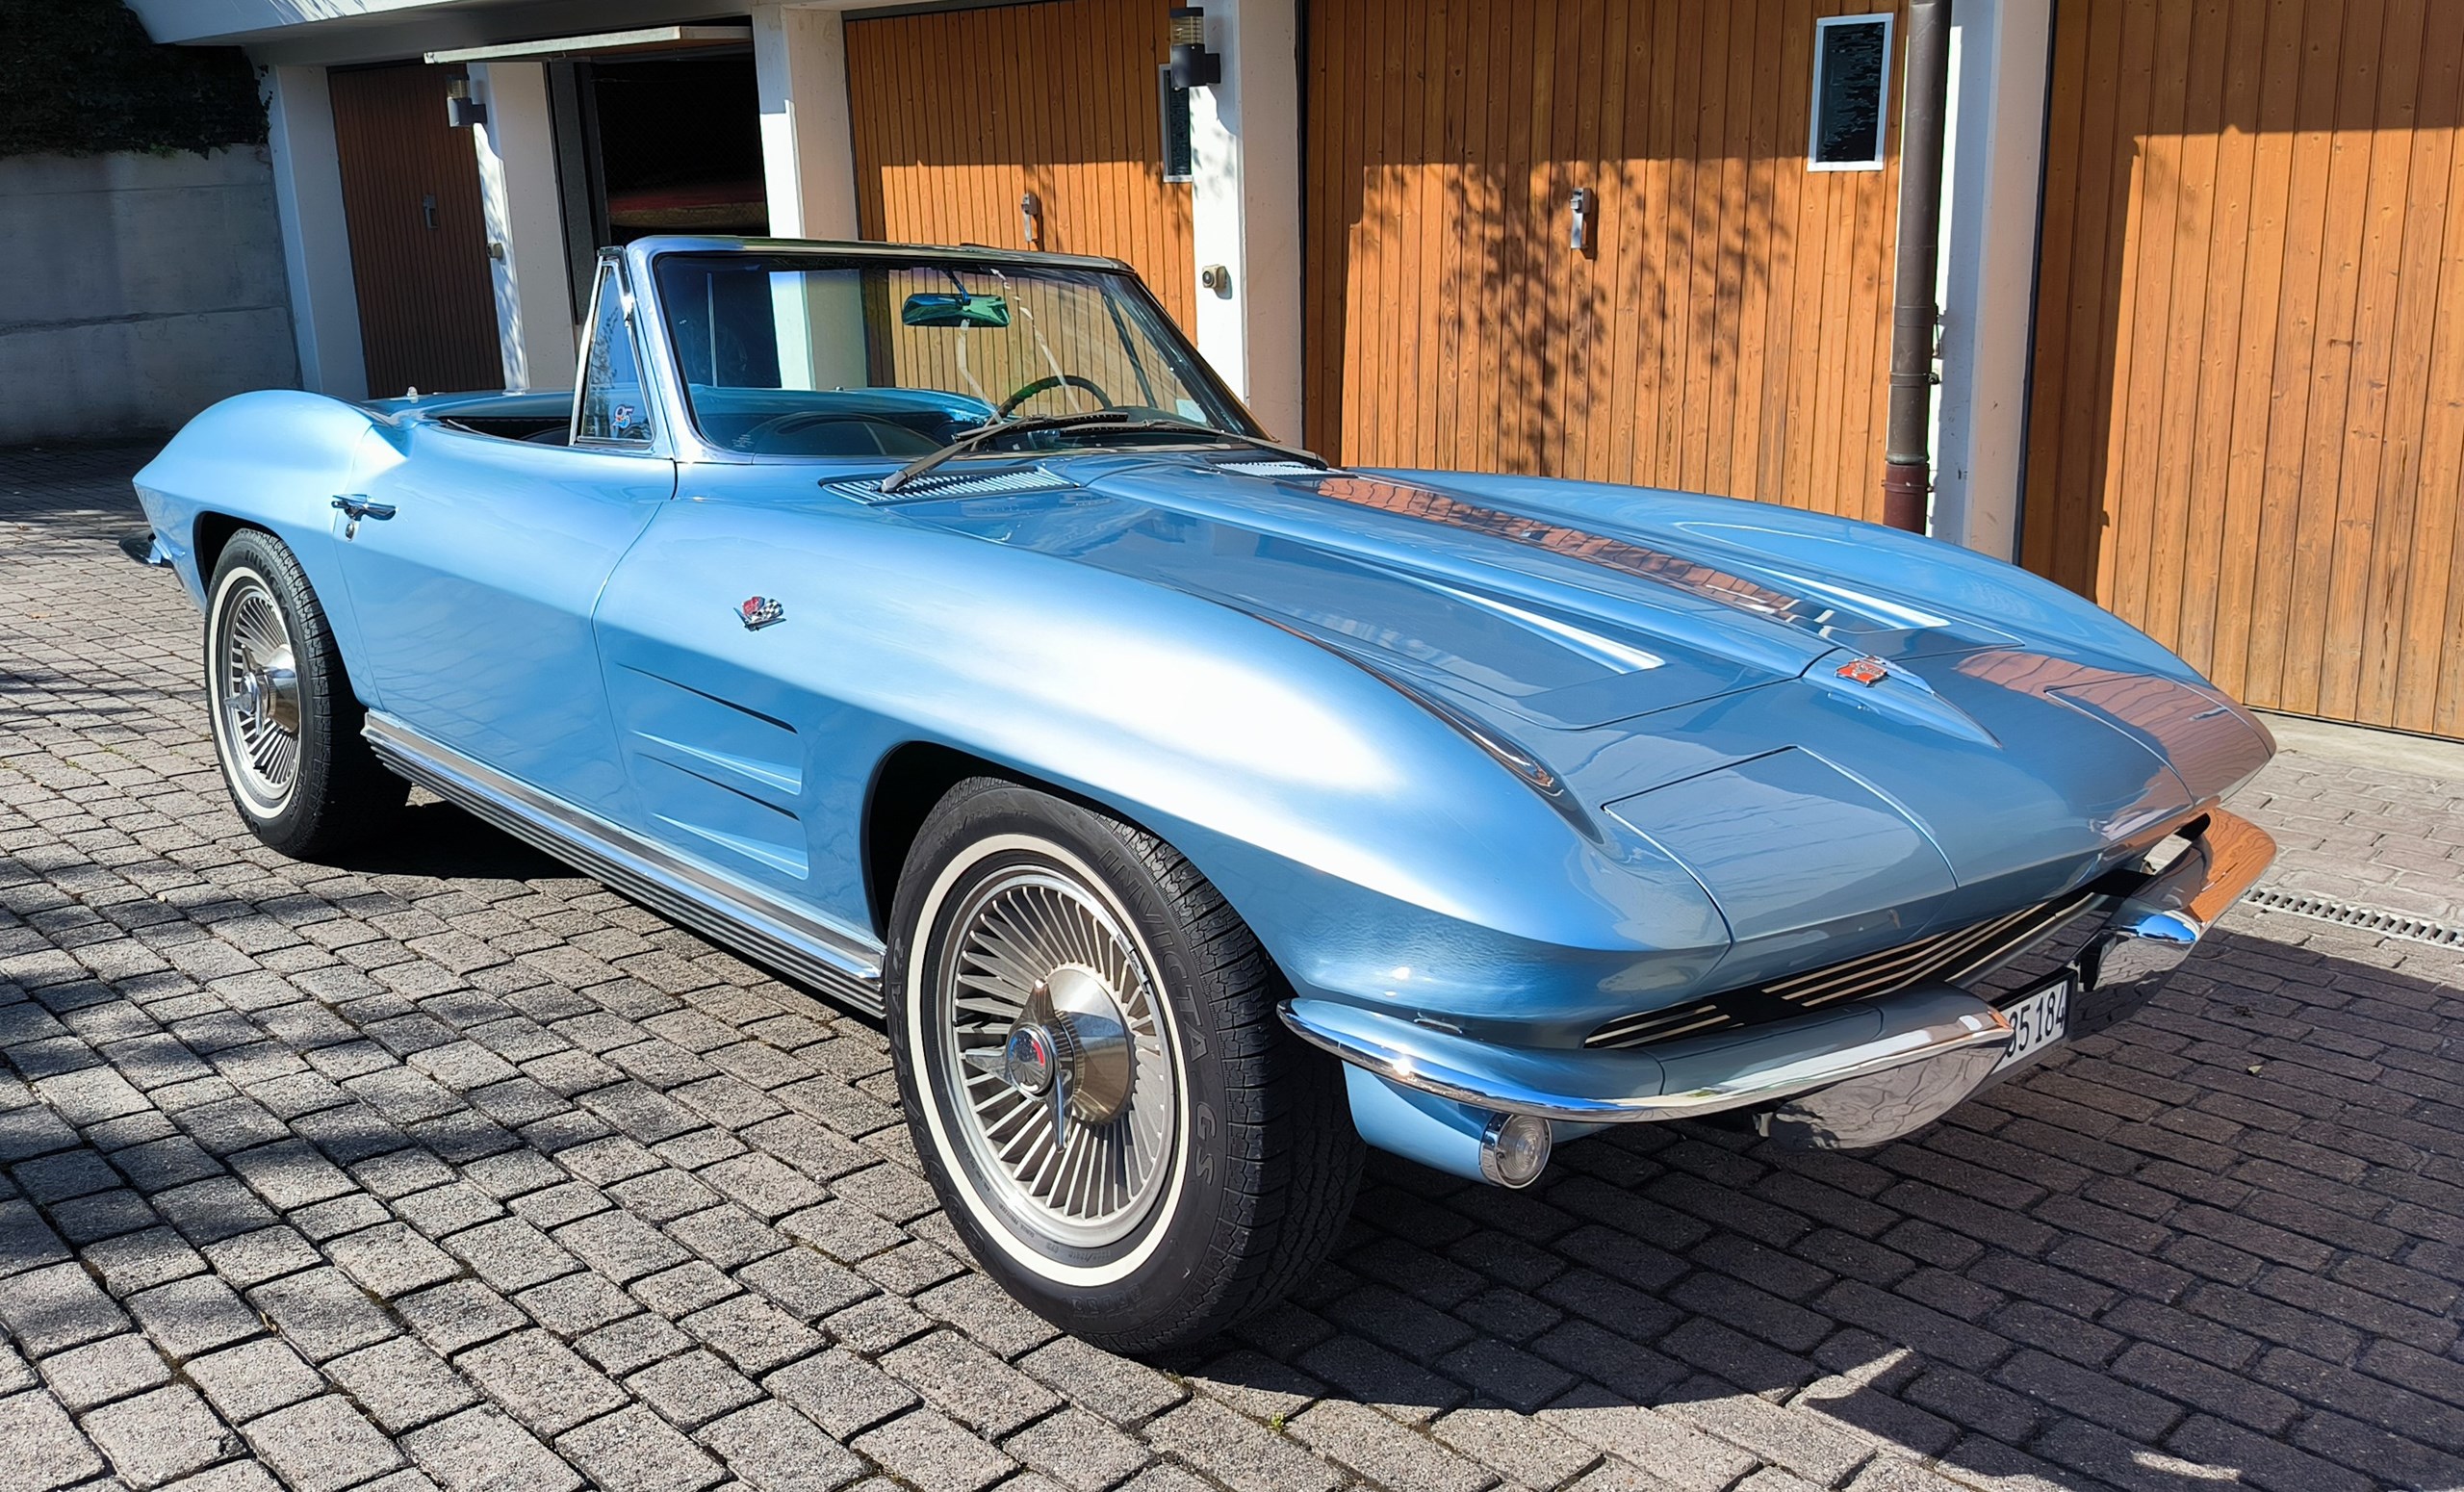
[736,596,785,631]
[1835,656,1890,686]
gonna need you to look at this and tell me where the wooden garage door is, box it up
[1305,0,1908,522]
[328,64,504,398]
[844,0,1196,334]
[2023,0,2464,735]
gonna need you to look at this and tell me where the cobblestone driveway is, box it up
[6,444,2464,1492]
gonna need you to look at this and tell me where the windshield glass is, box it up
[651,252,1250,458]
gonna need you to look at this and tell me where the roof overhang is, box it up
[424,22,752,63]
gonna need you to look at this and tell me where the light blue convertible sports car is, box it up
[136,236,2276,1350]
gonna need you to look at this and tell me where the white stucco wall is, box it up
[0,147,299,443]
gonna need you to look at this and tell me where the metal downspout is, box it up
[1882,0,1955,534]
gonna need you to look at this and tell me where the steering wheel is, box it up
[732,410,938,456]
[995,373,1114,419]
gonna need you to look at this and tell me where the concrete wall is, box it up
[0,147,299,444]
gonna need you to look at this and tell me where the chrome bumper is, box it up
[1283,809,2276,1151]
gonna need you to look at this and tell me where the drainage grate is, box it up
[2241,887,2464,947]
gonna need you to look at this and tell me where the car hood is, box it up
[876,453,2273,963]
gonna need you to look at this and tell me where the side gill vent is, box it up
[827,467,1076,504]
[2241,887,2464,948]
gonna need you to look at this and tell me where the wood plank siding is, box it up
[2025,0,2464,734]
[844,0,1197,335]
[1303,0,1909,524]
[327,64,504,399]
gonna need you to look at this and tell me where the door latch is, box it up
[332,495,396,539]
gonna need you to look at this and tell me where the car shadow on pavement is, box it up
[1156,921,2464,1492]
[325,802,573,885]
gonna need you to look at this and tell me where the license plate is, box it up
[1993,974,2072,1072]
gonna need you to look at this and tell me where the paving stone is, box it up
[1017,1339,1183,1427]
[626,1349,761,1430]
[736,1248,869,1323]
[852,1407,1015,1492]
[1002,1406,1149,1492]
[555,1405,724,1492]
[442,1220,574,1293]
[78,1384,237,1489]
[578,1313,695,1378]
[401,1406,582,1492]
[124,1275,258,1359]
[38,1333,170,1410]
[250,1269,397,1363]
[199,1226,321,1290]
[694,1402,864,1492]
[159,1461,286,1492]
[326,1223,461,1299]
[554,1212,686,1284]
[763,1350,917,1440]
[0,1387,107,1492]
[0,1263,128,1355]
[325,1338,479,1433]
[880,1330,1060,1437]
[396,1280,526,1356]
[456,1329,628,1438]
[1143,1399,1339,1492]
[186,1339,327,1425]
[680,1294,821,1376]
[241,1396,405,1492]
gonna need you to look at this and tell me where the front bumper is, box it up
[1282,809,2276,1152]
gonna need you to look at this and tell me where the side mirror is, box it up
[901,292,1011,328]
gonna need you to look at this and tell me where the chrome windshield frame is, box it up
[619,235,1268,469]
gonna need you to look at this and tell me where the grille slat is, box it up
[1586,891,2102,1050]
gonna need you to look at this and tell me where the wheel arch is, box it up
[861,739,1172,945]
[192,511,264,579]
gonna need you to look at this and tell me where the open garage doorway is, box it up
[548,48,767,318]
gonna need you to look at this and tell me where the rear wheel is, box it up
[886,779,1362,1352]
[204,530,406,858]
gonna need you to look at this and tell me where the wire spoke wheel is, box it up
[210,573,303,815]
[932,864,1177,1251]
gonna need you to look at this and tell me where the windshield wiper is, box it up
[876,411,1135,493]
[877,412,1326,495]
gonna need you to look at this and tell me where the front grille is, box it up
[1585,890,2104,1050]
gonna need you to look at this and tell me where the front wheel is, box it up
[204,530,406,858]
[886,779,1362,1352]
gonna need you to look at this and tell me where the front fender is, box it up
[596,487,1731,1042]
[134,390,383,692]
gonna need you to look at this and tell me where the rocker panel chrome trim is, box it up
[362,714,886,1016]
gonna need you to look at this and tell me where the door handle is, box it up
[332,495,396,539]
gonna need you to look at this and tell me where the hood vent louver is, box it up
[826,467,1075,504]
[1216,457,1335,477]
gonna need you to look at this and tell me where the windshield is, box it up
[651,252,1252,458]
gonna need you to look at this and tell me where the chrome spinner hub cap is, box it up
[212,577,302,811]
[938,869,1175,1249]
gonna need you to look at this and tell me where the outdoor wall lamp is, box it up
[1568,187,1596,252]
[1169,7,1221,89]
[445,77,486,129]
[1020,192,1042,248]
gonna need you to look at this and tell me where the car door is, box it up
[330,261,673,819]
